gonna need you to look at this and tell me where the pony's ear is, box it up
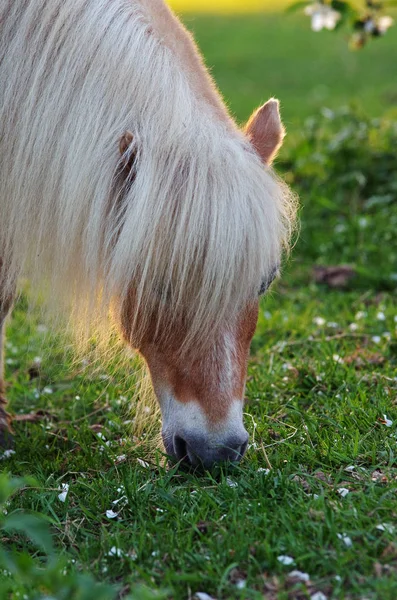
[245,99,285,165]
[118,131,136,171]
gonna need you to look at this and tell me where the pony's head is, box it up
[118,99,293,468]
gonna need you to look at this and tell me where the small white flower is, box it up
[378,16,394,34]
[327,322,339,328]
[333,354,344,364]
[115,454,126,463]
[42,386,53,394]
[226,478,238,488]
[349,323,358,332]
[0,449,16,460]
[344,465,355,472]
[235,580,246,589]
[289,570,310,582]
[107,546,124,557]
[376,523,395,534]
[312,494,320,500]
[58,483,69,503]
[97,432,106,440]
[257,468,271,475]
[337,533,353,547]
[311,593,328,600]
[372,335,381,344]
[338,487,350,498]
[277,555,295,566]
[355,311,366,320]
[376,312,386,321]
[106,509,118,519]
[313,316,326,326]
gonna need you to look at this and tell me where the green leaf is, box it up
[2,512,54,554]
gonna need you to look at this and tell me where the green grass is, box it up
[181,13,397,127]
[1,13,397,600]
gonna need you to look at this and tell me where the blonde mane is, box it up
[0,0,296,352]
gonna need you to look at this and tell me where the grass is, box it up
[1,9,397,600]
[179,12,397,127]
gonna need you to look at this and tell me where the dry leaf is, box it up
[313,265,356,288]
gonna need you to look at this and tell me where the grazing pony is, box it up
[0,0,296,466]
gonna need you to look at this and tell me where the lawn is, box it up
[1,6,397,600]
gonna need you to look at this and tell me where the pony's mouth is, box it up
[170,433,248,468]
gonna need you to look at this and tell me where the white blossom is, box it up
[304,3,341,32]
[106,509,118,519]
[338,487,349,498]
[378,16,394,34]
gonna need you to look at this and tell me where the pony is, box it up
[0,0,297,467]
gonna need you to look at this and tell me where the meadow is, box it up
[1,5,397,600]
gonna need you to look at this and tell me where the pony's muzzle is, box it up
[166,431,249,468]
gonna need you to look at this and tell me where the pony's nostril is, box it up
[223,434,249,461]
[173,435,189,462]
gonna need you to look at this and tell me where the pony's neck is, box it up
[140,0,235,127]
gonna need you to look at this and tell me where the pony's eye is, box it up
[259,266,279,296]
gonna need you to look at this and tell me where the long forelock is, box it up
[0,0,297,354]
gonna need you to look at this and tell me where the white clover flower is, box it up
[226,478,238,488]
[311,593,328,600]
[355,310,367,320]
[376,311,386,321]
[277,555,295,566]
[313,316,326,326]
[289,570,310,582]
[107,546,124,557]
[0,449,16,460]
[349,323,358,331]
[332,354,344,365]
[257,468,271,475]
[304,3,341,32]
